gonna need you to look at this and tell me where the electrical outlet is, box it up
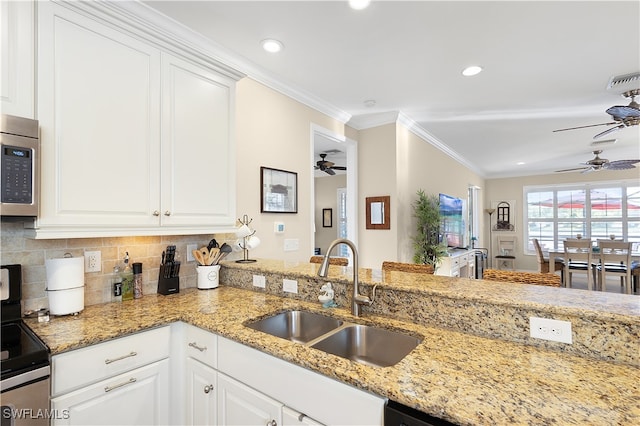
[187,244,197,262]
[283,279,298,293]
[529,317,572,344]
[253,274,266,288]
[84,251,101,273]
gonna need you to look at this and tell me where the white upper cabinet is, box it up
[31,1,239,238]
[1,0,35,118]
[160,54,236,227]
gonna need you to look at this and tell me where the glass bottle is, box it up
[121,252,134,301]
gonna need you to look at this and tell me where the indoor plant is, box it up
[412,190,448,267]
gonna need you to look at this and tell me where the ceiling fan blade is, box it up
[553,122,617,133]
[606,105,640,119]
[603,159,640,170]
[555,167,590,173]
[581,166,598,174]
[593,124,625,139]
[331,166,347,170]
[324,168,336,176]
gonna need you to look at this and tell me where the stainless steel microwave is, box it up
[0,114,39,217]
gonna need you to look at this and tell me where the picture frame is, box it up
[366,195,390,230]
[260,167,298,213]
[322,208,332,227]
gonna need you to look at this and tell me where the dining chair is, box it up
[562,239,595,290]
[309,256,348,266]
[596,240,632,294]
[381,261,434,274]
[532,238,563,274]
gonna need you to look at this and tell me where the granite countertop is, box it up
[27,285,640,425]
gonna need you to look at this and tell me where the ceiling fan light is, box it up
[261,39,283,53]
[462,65,483,77]
[349,0,371,10]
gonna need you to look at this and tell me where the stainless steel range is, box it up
[1,264,50,426]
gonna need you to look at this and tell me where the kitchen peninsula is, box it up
[28,260,639,425]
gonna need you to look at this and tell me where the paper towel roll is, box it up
[46,256,85,290]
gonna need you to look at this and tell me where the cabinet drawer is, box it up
[184,324,217,368]
[52,326,170,396]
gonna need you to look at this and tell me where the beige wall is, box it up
[234,78,346,262]
[485,169,640,271]
[314,174,346,254]
[357,124,399,268]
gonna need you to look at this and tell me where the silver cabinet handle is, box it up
[266,421,277,426]
[104,351,137,364]
[204,384,214,394]
[188,342,207,352]
[164,211,171,216]
[153,210,160,216]
[104,378,136,392]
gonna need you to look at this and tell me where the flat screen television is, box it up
[439,193,465,248]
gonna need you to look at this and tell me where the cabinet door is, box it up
[160,54,236,227]
[51,359,169,426]
[185,357,217,426]
[0,0,35,118]
[217,372,282,426]
[37,1,161,228]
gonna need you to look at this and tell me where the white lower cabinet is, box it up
[282,407,324,426]
[51,326,171,426]
[185,358,218,426]
[217,372,282,426]
[51,359,169,426]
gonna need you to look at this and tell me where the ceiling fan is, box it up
[315,153,346,175]
[555,150,640,173]
[553,89,640,139]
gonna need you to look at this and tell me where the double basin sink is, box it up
[245,310,421,367]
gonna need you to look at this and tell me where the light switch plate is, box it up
[187,244,197,262]
[253,274,266,288]
[283,279,298,293]
[529,317,572,344]
[284,239,299,251]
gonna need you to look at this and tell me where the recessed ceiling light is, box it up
[517,162,526,166]
[261,39,283,53]
[364,99,376,107]
[349,0,371,10]
[462,65,483,77]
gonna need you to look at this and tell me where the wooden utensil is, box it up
[200,247,210,265]
[192,249,205,266]
[208,247,220,265]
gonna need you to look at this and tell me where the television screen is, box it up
[439,193,464,248]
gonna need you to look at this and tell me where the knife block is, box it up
[157,274,179,295]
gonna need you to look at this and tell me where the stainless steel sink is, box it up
[245,310,343,344]
[310,324,421,367]
[246,310,421,367]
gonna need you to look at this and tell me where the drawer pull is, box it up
[104,351,137,364]
[204,384,214,394]
[266,421,277,426]
[188,342,207,352]
[104,378,136,392]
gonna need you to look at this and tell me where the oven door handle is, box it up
[104,351,137,365]
[0,365,50,392]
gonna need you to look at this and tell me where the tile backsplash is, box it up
[0,219,233,312]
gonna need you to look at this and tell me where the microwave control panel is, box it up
[1,145,34,204]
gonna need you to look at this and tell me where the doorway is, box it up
[310,124,358,261]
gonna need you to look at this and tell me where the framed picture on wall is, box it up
[322,208,332,227]
[261,167,298,213]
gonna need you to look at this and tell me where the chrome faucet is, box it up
[317,238,375,317]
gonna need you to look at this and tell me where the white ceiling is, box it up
[141,0,640,179]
